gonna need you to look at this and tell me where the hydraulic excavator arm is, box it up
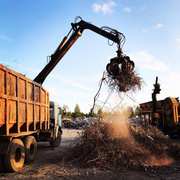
[34,18,132,84]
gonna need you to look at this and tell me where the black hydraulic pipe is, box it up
[73,20,120,44]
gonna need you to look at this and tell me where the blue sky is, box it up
[0,0,180,112]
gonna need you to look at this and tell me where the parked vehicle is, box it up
[0,65,62,172]
[0,17,130,172]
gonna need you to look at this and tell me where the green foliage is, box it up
[72,104,82,118]
[88,111,97,117]
[62,104,72,118]
[97,108,103,118]
[134,106,141,116]
[62,104,100,119]
[127,106,135,118]
[74,104,80,114]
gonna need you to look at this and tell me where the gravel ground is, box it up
[1,129,180,180]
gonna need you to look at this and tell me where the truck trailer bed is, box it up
[0,64,50,137]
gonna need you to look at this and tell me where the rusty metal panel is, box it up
[19,78,26,99]
[0,68,5,95]
[27,82,34,101]
[27,103,33,123]
[8,100,17,125]
[7,73,17,97]
[0,98,5,126]
[35,105,40,122]
[19,102,26,124]
[34,86,40,102]
[41,106,45,121]
[0,64,50,136]
[41,89,46,104]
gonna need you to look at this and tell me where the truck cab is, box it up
[50,101,62,129]
[49,101,62,146]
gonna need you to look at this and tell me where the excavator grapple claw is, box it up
[105,49,141,92]
[106,51,135,78]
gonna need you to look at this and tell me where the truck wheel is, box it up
[4,138,25,172]
[49,131,62,147]
[23,136,37,164]
[0,155,4,172]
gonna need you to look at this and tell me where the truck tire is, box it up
[4,138,25,172]
[23,136,37,164]
[0,155,4,172]
[49,131,62,147]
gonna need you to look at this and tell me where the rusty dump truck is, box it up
[0,64,62,172]
[0,17,134,172]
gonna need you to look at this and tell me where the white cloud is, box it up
[160,71,180,98]
[131,51,168,72]
[141,28,148,33]
[92,0,116,15]
[123,7,132,13]
[176,38,180,48]
[153,23,164,29]
[131,51,180,103]
[167,72,180,83]
[142,23,164,33]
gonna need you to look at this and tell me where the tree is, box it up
[62,105,69,114]
[74,104,80,114]
[127,106,134,118]
[97,108,103,118]
[72,104,82,118]
[134,106,141,116]
[62,105,72,118]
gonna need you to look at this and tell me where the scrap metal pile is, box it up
[69,120,180,170]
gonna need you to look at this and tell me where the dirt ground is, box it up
[1,129,180,180]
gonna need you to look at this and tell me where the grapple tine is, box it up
[105,48,141,92]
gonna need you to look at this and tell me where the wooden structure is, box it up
[0,64,50,137]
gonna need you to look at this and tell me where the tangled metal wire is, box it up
[105,48,142,93]
[90,51,142,114]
